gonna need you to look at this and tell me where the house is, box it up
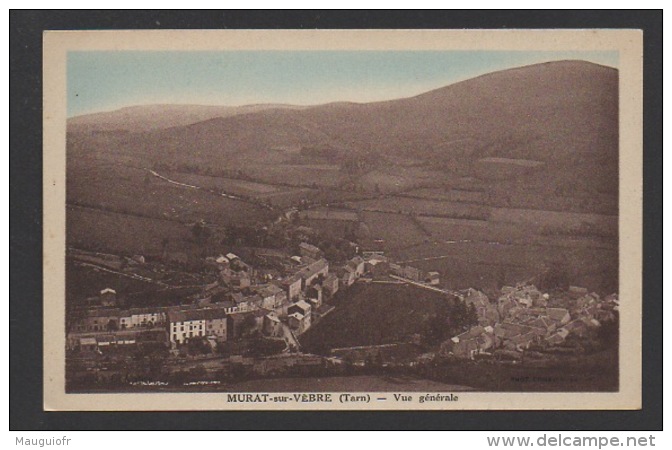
[322,273,339,297]
[305,284,323,308]
[464,288,489,309]
[546,307,571,326]
[78,337,98,353]
[560,319,591,338]
[221,266,251,290]
[568,285,589,299]
[364,254,389,276]
[280,274,302,302]
[505,331,538,351]
[67,327,168,351]
[118,311,133,330]
[604,293,619,305]
[288,299,311,317]
[575,293,600,311]
[497,296,518,319]
[288,312,308,334]
[237,294,263,312]
[131,255,145,265]
[288,300,312,330]
[425,271,440,286]
[402,265,424,282]
[297,258,329,289]
[167,308,229,345]
[504,284,543,308]
[445,326,493,359]
[545,328,570,346]
[526,316,556,335]
[72,308,121,332]
[167,310,205,344]
[339,266,357,288]
[256,284,286,310]
[212,300,238,314]
[128,307,166,328]
[290,255,302,265]
[299,242,322,260]
[100,288,117,307]
[494,322,526,340]
[347,256,366,278]
[389,263,404,278]
[263,312,283,338]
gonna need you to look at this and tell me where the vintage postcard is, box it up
[43,29,643,410]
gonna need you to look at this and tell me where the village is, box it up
[66,217,620,392]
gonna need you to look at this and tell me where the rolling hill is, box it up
[67,103,307,133]
[67,60,618,195]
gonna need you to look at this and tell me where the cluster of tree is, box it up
[185,336,214,356]
[537,261,571,291]
[423,298,479,346]
[221,223,278,248]
[190,220,212,243]
[315,237,357,263]
[246,337,286,357]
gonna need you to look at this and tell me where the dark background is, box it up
[10,10,662,431]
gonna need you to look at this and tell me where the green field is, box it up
[393,240,618,293]
[490,207,618,236]
[67,206,195,256]
[300,283,450,354]
[347,197,489,219]
[244,163,347,188]
[360,210,429,250]
[68,164,275,227]
[66,260,156,302]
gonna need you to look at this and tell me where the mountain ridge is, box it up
[67,60,619,195]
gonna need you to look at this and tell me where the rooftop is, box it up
[168,308,230,323]
[297,258,329,280]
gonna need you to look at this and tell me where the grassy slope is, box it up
[300,283,449,354]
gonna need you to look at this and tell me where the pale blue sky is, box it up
[67,51,618,117]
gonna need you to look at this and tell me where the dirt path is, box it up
[389,274,462,298]
[147,169,275,210]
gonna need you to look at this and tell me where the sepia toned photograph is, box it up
[43,29,643,410]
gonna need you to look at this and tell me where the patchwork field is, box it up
[490,207,618,236]
[244,163,347,188]
[66,260,156,301]
[161,170,314,208]
[393,240,618,293]
[163,170,281,194]
[299,208,358,221]
[347,197,489,219]
[67,165,275,228]
[360,210,429,250]
[67,206,204,258]
[416,216,521,243]
[402,188,486,203]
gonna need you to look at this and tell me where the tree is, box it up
[106,319,118,331]
[538,260,570,291]
[597,312,619,349]
[191,220,212,244]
